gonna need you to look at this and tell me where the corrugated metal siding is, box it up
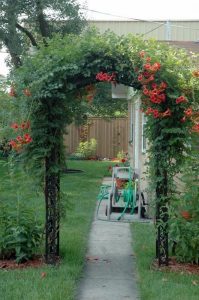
[170,21,199,41]
[64,117,129,158]
[89,20,199,41]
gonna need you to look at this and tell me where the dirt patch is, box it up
[152,257,199,275]
[0,256,45,270]
[62,168,84,174]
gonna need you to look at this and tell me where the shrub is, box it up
[169,134,199,264]
[116,150,127,160]
[170,216,199,264]
[72,138,97,160]
[116,151,129,165]
[0,203,42,263]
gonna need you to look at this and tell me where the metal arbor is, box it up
[37,33,190,267]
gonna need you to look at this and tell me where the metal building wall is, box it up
[88,20,199,41]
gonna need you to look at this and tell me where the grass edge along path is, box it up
[131,223,199,300]
[0,160,110,300]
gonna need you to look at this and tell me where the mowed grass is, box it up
[0,160,110,300]
[131,223,199,300]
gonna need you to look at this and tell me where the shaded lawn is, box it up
[131,223,199,300]
[0,160,111,300]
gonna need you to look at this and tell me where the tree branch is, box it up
[3,35,22,68]
[16,23,38,47]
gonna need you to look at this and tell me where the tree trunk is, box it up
[36,0,51,40]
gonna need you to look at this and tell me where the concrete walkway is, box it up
[77,179,140,300]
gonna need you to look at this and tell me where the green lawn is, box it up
[0,160,110,300]
[131,223,199,300]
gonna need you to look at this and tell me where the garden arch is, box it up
[13,30,198,266]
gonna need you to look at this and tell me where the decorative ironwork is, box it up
[156,204,169,266]
[45,152,60,265]
[155,166,169,266]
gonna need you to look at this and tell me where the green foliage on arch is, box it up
[11,29,198,178]
[5,28,199,263]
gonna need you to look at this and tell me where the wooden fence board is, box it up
[64,117,129,158]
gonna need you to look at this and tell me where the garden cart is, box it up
[105,167,137,220]
[96,166,148,221]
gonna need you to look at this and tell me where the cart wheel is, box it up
[105,204,108,216]
[106,193,113,220]
[106,204,111,220]
[141,206,146,218]
[109,193,113,214]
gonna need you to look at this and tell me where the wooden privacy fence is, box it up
[64,117,129,158]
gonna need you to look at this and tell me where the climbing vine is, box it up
[8,29,199,265]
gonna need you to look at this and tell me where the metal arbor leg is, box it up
[107,192,113,220]
[156,204,169,266]
[45,156,60,265]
